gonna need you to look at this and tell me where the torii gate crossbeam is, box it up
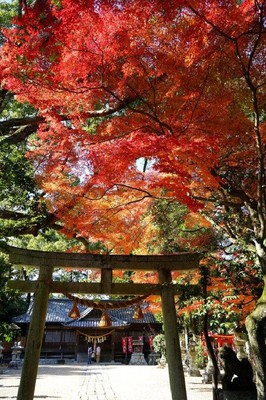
[6,246,200,400]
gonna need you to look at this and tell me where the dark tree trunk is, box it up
[203,321,220,400]
[246,278,266,400]
[201,266,220,400]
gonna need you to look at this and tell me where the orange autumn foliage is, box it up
[1,0,265,253]
[0,1,264,331]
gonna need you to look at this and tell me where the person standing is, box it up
[88,346,93,364]
[96,345,101,363]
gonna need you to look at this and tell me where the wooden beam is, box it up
[101,268,112,293]
[7,280,200,296]
[7,245,200,270]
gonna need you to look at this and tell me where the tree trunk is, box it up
[203,315,220,400]
[246,276,266,400]
[201,266,220,400]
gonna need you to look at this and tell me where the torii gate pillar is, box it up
[17,266,53,400]
[159,269,187,400]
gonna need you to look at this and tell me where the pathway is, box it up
[0,363,213,400]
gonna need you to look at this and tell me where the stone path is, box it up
[0,363,213,400]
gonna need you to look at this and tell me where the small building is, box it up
[13,298,162,363]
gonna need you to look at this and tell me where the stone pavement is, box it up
[0,363,213,400]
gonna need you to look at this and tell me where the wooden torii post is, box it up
[7,246,200,400]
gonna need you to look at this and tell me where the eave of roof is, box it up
[13,298,161,327]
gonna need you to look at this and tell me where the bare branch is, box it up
[0,116,44,132]
[0,124,39,145]
[0,209,33,220]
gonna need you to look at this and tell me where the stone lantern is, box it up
[11,341,24,367]
[129,339,147,365]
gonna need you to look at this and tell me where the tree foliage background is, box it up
[1,1,266,396]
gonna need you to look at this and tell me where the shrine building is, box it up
[13,298,162,364]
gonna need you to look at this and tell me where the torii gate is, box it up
[7,246,200,400]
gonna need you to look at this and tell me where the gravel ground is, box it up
[0,363,213,400]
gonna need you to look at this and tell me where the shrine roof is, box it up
[13,299,88,324]
[13,298,160,327]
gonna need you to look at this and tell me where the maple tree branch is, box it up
[189,4,262,43]
[125,81,174,135]
[203,210,240,242]
[0,209,32,220]
[0,221,62,237]
[181,227,205,234]
[0,124,39,145]
[109,195,152,210]
[114,183,160,199]
[223,219,239,241]
[83,187,116,201]
[103,85,173,136]
[86,124,157,145]
[58,89,140,118]
[84,95,140,118]
[187,0,266,90]
[188,2,266,243]
[0,116,44,132]
[181,70,210,134]
[83,183,155,202]
[0,224,39,237]
[114,183,151,192]
[246,3,265,76]
[0,207,61,237]
[188,5,235,42]
[210,168,258,209]
[192,194,243,209]
[220,4,266,242]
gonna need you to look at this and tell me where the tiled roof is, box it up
[109,306,158,324]
[13,299,160,328]
[64,318,129,328]
[64,306,129,328]
[13,299,88,324]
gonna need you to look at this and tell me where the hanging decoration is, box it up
[132,304,144,319]
[87,335,107,343]
[99,310,112,327]
[45,280,149,310]
[122,336,134,353]
[128,336,133,353]
[45,281,150,323]
[77,329,115,342]
[68,302,80,319]
[122,337,127,353]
